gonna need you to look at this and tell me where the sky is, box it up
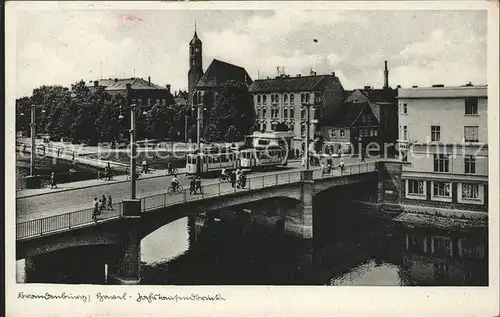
[14,9,487,97]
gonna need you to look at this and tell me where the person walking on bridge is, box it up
[50,172,57,189]
[92,197,99,221]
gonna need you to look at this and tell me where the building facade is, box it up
[397,85,488,212]
[320,101,380,155]
[85,77,174,108]
[248,71,345,151]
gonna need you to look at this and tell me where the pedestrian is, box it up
[301,155,306,167]
[340,158,345,174]
[167,161,172,175]
[321,161,325,175]
[97,170,101,180]
[92,197,99,221]
[107,195,113,210]
[50,172,57,189]
[196,175,203,194]
[99,199,105,214]
[102,195,107,209]
[361,150,365,162]
[230,170,236,188]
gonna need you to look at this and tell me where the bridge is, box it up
[16,160,404,284]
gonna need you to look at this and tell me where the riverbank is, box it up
[354,201,488,231]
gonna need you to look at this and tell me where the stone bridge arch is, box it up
[139,182,303,241]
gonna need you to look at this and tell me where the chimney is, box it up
[148,76,151,84]
[364,85,371,90]
[412,85,418,88]
[166,84,171,93]
[310,69,316,76]
[332,72,335,77]
[114,78,118,82]
[397,85,401,88]
[297,74,301,77]
[94,80,99,88]
[384,61,389,89]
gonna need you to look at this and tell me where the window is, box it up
[433,181,451,197]
[465,98,478,115]
[284,94,288,104]
[465,155,476,174]
[408,180,424,195]
[305,93,310,103]
[257,95,261,104]
[340,129,346,138]
[330,128,336,138]
[262,108,267,118]
[462,183,479,199]
[367,115,372,124]
[431,126,441,142]
[301,93,305,103]
[284,109,288,118]
[290,94,295,104]
[403,125,408,140]
[290,109,294,118]
[464,126,479,142]
[369,129,374,137]
[402,103,408,114]
[433,154,450,172]
[301,125,306,136]
[301,109,306,119]
[263,95,267,104]
[373,129,378,136]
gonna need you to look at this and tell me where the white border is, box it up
[5,1,500,316]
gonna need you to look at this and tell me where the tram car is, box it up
[239,145,288,169]
[185,145,240,175]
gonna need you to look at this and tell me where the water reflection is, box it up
[18,206,487,286]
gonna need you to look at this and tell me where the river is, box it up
[16,201,488,286]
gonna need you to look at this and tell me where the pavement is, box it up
[16,156,379,223]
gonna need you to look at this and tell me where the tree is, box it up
[205,80,255,142]
[224,125,240,142]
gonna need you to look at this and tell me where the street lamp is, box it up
[192,91,207,151]
[22,105,45,188]
[301,102,315,170]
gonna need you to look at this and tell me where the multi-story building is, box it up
[397,85,488,212]
[320,101,380,155]
[85,77,174,108]
[248,70,345,151]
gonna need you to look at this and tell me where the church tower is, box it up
[188,24,203,107]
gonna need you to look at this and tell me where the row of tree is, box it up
[16,80,258,145]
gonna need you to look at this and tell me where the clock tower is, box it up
[188,24,203,107]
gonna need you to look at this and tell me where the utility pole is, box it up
[126,83,137,199]
[184,114,188,143]
[30,105,36,176]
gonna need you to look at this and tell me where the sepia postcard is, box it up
[5,1,500,316]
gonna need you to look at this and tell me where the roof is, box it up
[195,59,253,89]
[398,86,487,99]
[104,78,166,91]
[324,102,371,127]
[249,74,341,93]
[345,88,397,103]
[175,97,188,106]
[369,103,380,121]
[190,31,202,45]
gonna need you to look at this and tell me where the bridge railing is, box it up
[16,162,376,240]
[140,170,304,212]
[16,203,122,240]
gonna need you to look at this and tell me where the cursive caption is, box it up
[17,292,226,303]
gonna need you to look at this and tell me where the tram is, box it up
[185,145,240,175]
[239,145,288,169]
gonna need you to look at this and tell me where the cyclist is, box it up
[167,161,173,174]
[171,174,180,192]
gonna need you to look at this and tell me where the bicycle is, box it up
[126,172,141,181]
[167,184,184,194]
[219,173,231,183]
[165,167,179,175]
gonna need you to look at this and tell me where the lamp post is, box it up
[184,114,188,143]
[23,105,45,188]
[192,91,206,151]
[301,102,314,170]
[119,83,138,199]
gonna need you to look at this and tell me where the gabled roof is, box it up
[175,97,188,106]
[195,59,253,89]
[324,102,376,127]
[249,74,341,93]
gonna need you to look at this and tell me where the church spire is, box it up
[194,20,197,36]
